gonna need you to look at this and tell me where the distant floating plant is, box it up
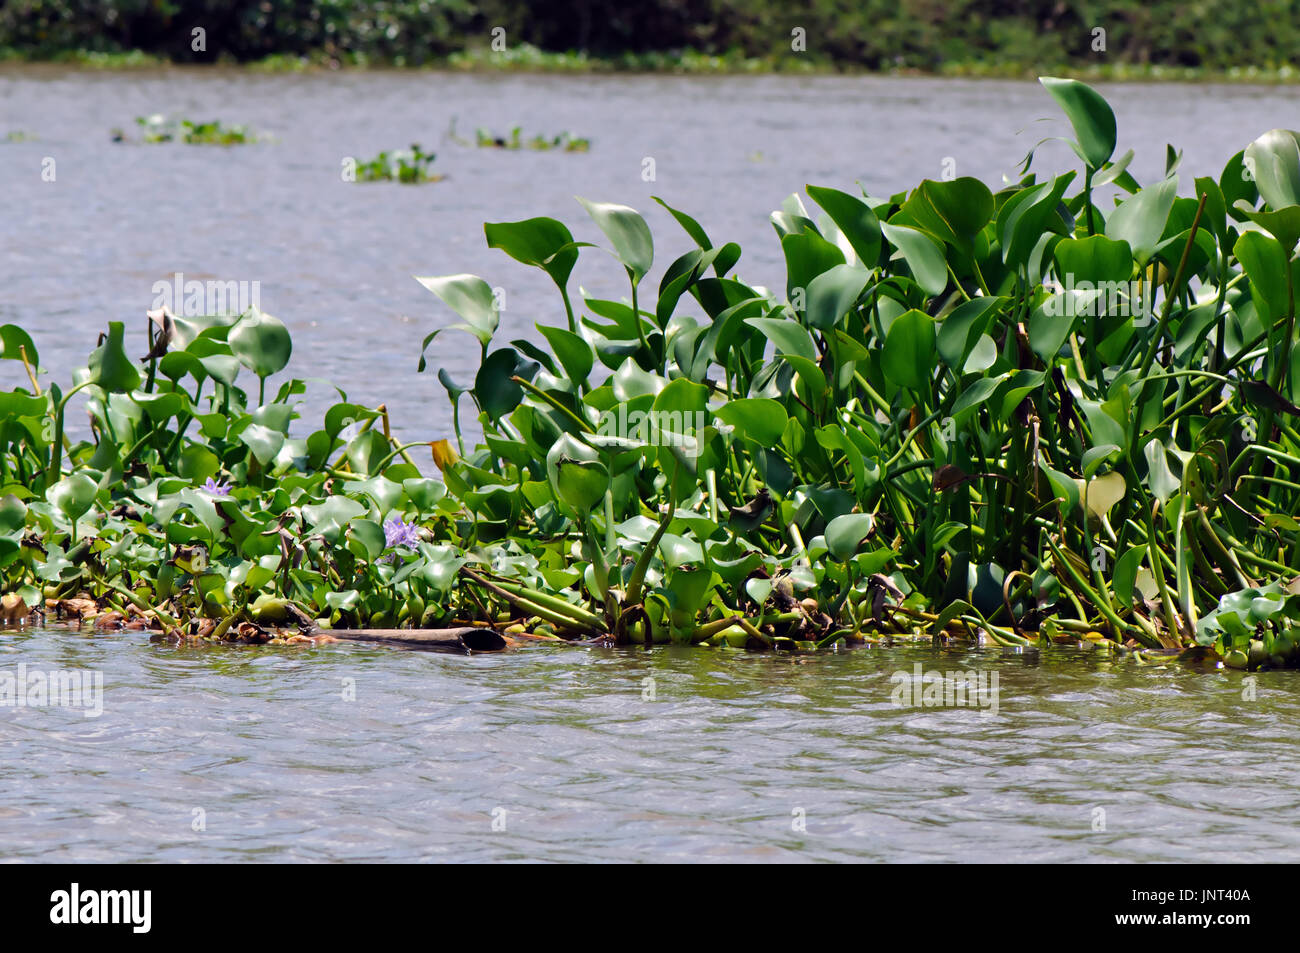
[448,118,589,152]
[119,115,259,145]
[352,144,443,184]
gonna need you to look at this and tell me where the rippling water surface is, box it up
[3,625,1298,862]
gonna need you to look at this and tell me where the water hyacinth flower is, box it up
[202,477,231,496]
[383,517,421,551]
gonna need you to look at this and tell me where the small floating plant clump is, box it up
[448,119,589,152]
[4,77,1300,672]
[478,127,590,152]
[352,144,443,183]
[118,115,260,145]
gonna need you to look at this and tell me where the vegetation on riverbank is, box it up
[4,78,1300,671]
[1,1,1297,81]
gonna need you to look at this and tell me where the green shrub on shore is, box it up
[1,1,1297,76]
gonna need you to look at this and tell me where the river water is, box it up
[2,68,1299,863]
[3,624,1298,863]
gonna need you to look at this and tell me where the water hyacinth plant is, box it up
[123,115,260,145]
[352,144,443,183]
[448,119,590,152]
[3,77,1300,671]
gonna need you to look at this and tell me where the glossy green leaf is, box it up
[485,217,581,289]
[1244,128,1300,213]
[229,308,292,379]
[578,198,654,284]
[881,309,936,392]
[1040,76,1117,169]
[880,222,948,297]
[87,322,140,393]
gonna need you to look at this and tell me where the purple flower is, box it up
[383,517,421,550]
[203,477,232,496]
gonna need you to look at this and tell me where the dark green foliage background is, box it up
[2,0,1297,70]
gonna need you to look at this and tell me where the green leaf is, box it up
[937,296,1004,369]
[1053,234,1134,286]
[998,174,1074,272]
[1040,462,1081,517]
[907,178,995,247]
[1235,230,1292,324]
[1233,205,1300,258]
[553,457,608,513]
[577,198,654,284]
[881,309,936,392]
[0,494,27,533]
[537,325,594,386]
[485,217,581,289]
[1112,545,1146,609]
[880,222,948,297]
[1106,175,1178,266]
[716,398,788,446]
[1244,128,1300,213]
[343,475,404,513]
[345,430,390,476]
[1143,439,1180,502]
[804,264,870,330]
[349,519,385,561]
[744,317,817,363]
[87,321,140,393]
[229,308,292,379]
[1029,289,1097,362]
[825,513,875,562]
[303,496,366,545]
[805,185,882,267]
[239,423,286,466]
[1040,76,1117,170]
[781,231,846,307]
[415,274,499,368]
[326,589,360,611]
[402,478,446,511]
[0,325,38,366]
[177,445,220,482]
[49,473,98,523]
[653,196,713,250]
[474,347,540,422]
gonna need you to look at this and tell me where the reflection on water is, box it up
[2,625,1297,862]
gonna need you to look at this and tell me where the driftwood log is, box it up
[322,626,507,653]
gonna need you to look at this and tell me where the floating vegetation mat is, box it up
[351,143,443,183]
[6,77,1300,671]
[448,119,590,152]
[114,115,260,145]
